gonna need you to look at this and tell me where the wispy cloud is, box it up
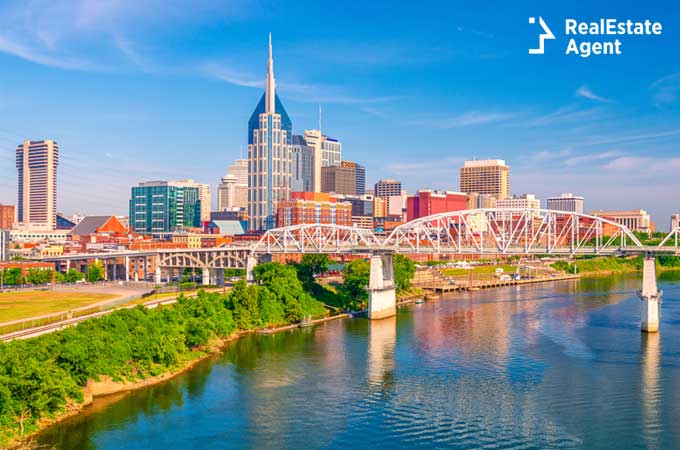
[564,150,622,166]
[525,106,606,127]
[576,85,613,103]
[602,156,680,173]
[410,111,514,129]
[650,72,680,108]
[0,34,101,70]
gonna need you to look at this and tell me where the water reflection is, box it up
[37,275,680,450]
[641,333,661,449]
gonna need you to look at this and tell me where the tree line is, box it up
[0,261,326,447]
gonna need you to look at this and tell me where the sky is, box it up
[0,0,679,229]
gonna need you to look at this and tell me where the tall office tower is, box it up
[129,180,201,234]
[173,179,210,223]
[340,161,365,195]
[291,135,314,192]
[227,159,248,185]
[546,193,584,214]
[304,129,342,192]
[321,164,356,195]
[218,174,247,210]
[16,140,59,230]
[459,159,510,199]
[374,179,402,197]
[196,183,211,222]
[0,229,9,261]
[247,34,292,231]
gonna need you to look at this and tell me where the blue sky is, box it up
[0,0,679,229]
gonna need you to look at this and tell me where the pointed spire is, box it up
[265,32,276,114]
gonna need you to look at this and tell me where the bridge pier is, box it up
[640,257,662,333]
[368,254,397,320]
[246,255,257,285]
[202,267,210,286]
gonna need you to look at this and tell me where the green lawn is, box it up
[0,290,117,323]
[440,264,518,277]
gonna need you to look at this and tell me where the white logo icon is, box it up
[528,17,555,54]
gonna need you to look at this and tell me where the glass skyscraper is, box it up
[291,135,314,192]
[247,34,292,231]
[129,181,201,234]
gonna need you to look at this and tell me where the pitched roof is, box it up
[70,216,113,236]
[210,220,246,235]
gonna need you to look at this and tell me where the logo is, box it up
[528,16,555,54]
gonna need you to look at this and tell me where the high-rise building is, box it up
[291,135,314,192]
[304,129,342,192]
[374,179,402,197]
[591,210,654,233]
[219,159,248,211]
[0,204,15,229]
[247,35,292,231]
[129,180,201,234]
[218,174,248,211]
[322,164,356,195]
[406,190,467,221]
[671,214,680,231]
[195,183,211,223]
[340,161,365,195]
[276,192,352,227]
[460,159,510,199]
[547,193,584,214]
[0,229,9,261]
[16,140,59,230]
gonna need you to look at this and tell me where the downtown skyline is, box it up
[0,1,679,228]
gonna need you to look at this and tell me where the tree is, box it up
[228,280,260,329]
[86,262,105,283]
[293,254,331,286]
[64,268,84,283]
[393,255,416,291]
[341,259,370,309]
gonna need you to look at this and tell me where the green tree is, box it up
[64,268,84,283]
[228,280,260,329]
[86,262,105,283]
[293,254,331,286]
[341,259,370,309]
[393,254,416,291]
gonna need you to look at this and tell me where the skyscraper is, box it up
[321,164,356,195]
[546,193,584,214]
[304,129,342,192]
[459,159,510,199]
[247,34,292,231]
[16,140,59,230]
[291,135,314,192]
[129,180,201,234]
[218,174,248,211]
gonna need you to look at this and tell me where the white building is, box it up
[16,140,59,231]
[247,35,292,231]
[496,194,541,219]
[303,129,342,192]
[547,193,584,214]
[591,210,653,233]
[218,174,248,211]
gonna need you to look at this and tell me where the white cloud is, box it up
[602,156,680,173]
[410,111,514,129]
[650,72,680,108]
[564,151,622,166]
[525,106,606,127]
[576,85,613,103]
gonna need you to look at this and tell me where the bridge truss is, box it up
[382,208,646,255]
[252,223,384,254]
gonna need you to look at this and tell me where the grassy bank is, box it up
[0,291,117,323]
[0,262,325,449]
[551,255,680,275]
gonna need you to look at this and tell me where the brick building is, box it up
[406,190,468,221]
[276,192,352,227]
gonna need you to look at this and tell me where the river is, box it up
[38,273,680,449]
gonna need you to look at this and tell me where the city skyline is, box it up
[0,1,678,227]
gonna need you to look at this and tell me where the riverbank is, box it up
[8,310,352,450]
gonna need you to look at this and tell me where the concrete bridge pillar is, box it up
[246,255,258,285]
[216,268,225,287]
[202,267,210,286]
[124,256,130,282]
[368,254,397,320]
[640,257,662,333]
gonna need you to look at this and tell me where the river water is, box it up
[39,273,680,449]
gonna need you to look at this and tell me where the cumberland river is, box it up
[39,273,680,449]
